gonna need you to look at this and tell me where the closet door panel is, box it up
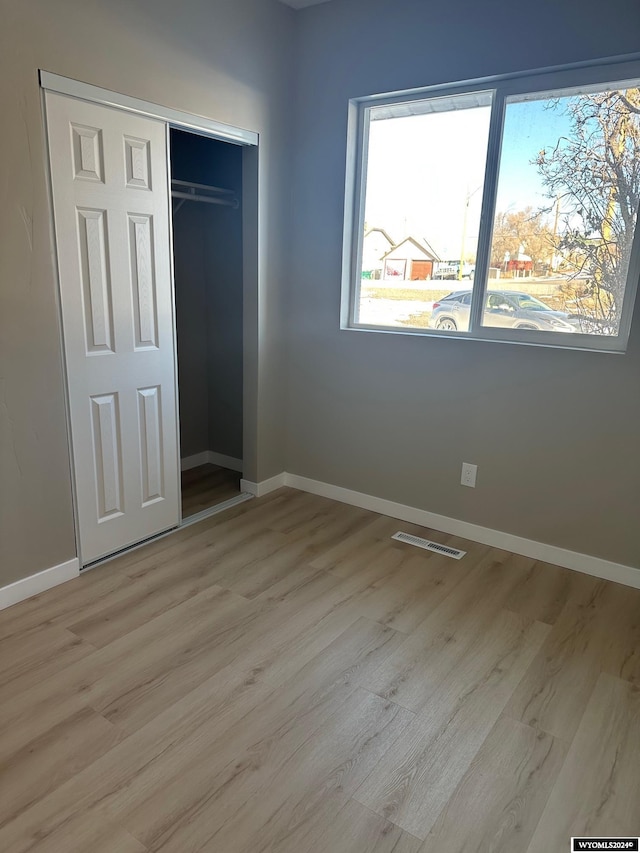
[124,136,152,189]
[138,385,164,505]
[128,213,159,349]
[90,392,125,520]
[77,207,114,354]
[71,123,104,182]
[46,91,179,565]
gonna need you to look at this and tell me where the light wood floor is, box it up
[1,488,639,852]
[181,463,242,518]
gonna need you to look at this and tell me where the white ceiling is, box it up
[278,0,333,9]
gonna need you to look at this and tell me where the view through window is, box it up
[350,72,640,348]
[356,93,492,332]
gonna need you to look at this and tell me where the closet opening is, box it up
[170,129,246,521]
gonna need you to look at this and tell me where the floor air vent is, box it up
[392,532,466,559]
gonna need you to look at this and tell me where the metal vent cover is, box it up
[392,531,466,559]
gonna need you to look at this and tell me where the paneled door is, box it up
[45,92,180,565]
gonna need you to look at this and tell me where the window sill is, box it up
[342,321,627,354]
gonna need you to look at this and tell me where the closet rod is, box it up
[171,190,239,209]
[171,178,235,196]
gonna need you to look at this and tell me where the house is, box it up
[381,236,440,281]
[361,226,395,278]
[506,256,534,275]
[1,0,639,849]
[506,248,534,276]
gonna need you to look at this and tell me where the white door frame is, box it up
[40,71,259,565]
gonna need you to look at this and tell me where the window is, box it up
[343,60,640,351]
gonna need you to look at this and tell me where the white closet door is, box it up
[46,91,180,565]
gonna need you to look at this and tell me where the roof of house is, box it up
[383,235,441,262]
[417,236,441,261]
[363,226,395,246]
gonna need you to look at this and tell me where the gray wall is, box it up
[174,203,210,459]
[286,0,640,568]
[174,202,244,463]
[206,203,244,462]
[0,0,293,586]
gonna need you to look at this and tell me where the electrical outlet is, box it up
[461,462,477,488]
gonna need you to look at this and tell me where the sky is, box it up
[363,96,574,260]
[496,99,573,213]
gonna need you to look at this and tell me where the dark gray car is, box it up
[428,289,577,333]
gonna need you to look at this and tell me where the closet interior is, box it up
[171,129,244,519]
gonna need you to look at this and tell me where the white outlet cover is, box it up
[461,462,477,488]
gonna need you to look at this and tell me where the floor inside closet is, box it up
[181,463,242,518]
[1,487,639,852]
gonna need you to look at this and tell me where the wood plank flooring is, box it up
[1,487,639,852]
[181,463,242,517]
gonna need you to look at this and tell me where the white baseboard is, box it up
[181,451,243,473]
[208,452,243,473]
[240,473,287,498]
[0,558,80,611]
[5,474,635,616]
[278,473,640,590]
[181,452,209,471]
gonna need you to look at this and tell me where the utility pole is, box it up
[458,186,481,281]
[458,197,469,281]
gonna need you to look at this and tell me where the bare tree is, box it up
[490,207,555,271]
[536,88,640,328]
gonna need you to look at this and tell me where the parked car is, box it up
[428,290,577,333]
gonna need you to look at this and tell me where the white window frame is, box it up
[341,55,640,353]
